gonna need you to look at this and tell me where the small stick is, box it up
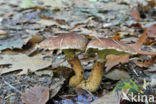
[0,76,22,95]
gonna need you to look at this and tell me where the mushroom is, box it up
[77,38,136,92]
[38,33,88,87]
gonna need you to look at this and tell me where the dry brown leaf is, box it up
[129,29,156,56]
[105,55,130,72]
[130,8,141,22]
[131,29,147,51]
[104,69,130,80]
[23,35,43,44]
[132,56,156,67]
[111,35,121,41]
[21,86,49,104]
[0,34,42,52]
[144,39,156,45]
[147,24,156,38]
[148,0,155,7]
[105,29,155,71]
[137,50,156,56]
[91,91,120,104]
[0,54,52,75]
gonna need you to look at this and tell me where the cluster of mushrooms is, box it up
[38,32,148,92]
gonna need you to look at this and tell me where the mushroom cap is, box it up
[86,38,136,56]
[38,33,88,51]
[147,24,156,38]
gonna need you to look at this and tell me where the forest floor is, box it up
[0,0,156,104]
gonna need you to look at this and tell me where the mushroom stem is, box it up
[77,61,104,92]
[68,56,84,87]
[63,50,84,87]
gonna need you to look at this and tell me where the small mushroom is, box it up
[39,33,88,87]
[77,38,136,92]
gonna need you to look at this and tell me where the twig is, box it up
[0,76,22,95]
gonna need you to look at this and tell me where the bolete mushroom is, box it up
[77,38,136,92]
[38,33,88,87]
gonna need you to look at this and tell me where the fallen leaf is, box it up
[104,69,130,80]
[147,0,155,7]
[144,39,156,45]
[36,19,58,27]
[129,29,156,55]
[150,78,156,87]
[111,35,120,41]
[23,35,43,44]
[0,98,5,104]
[148,64,156,72]
[79,28,102,38]
[50,77,65,98]
[121,37,138,44]
[150,74,156,87]
[130,8,141,22]
[0,34,41,53]
[58,88,98,104]
[137,50,156,56]
[20,0,36,8]
[89,0,97,2]
[42,0,70,8]
[105,55,130,72]
[35,70,53,77]
[91,91,120,104]
[131,28,147,51]
[129,23,142,28]
[0,30,8,35]
[147,24,156,38]
[21,86,49,104]
[0,37,24,52]
[133,56,156,67]
[114,79,140,93]
[0,54,52,75]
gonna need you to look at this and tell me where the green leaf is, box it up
[114,79,140,93]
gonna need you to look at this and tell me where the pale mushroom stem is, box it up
[77,61,104,92]
[63,50,84,87]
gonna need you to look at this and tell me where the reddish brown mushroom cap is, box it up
[86,38,136,55]
[39,33,88,51]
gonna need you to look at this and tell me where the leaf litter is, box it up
[21,86,49,104]
[0,54,52,75]
[0,0,156,103]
